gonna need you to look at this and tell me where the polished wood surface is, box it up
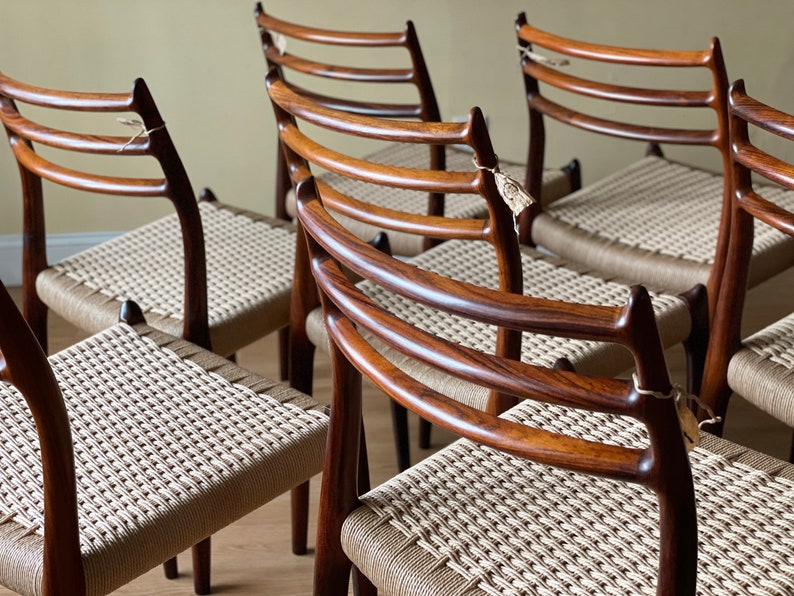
[515,13,732,318]
[255,2,444,240]
[1,276,790,595]
[699,80,794,432]
[0,73,209,351]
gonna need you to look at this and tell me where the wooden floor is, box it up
[3,270,793,595]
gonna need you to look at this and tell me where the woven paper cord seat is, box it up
[36,200,296,359]
[728,314,794,427]
[0,321,327,596]
[285,145,575,257]
[532,155,794,293]
[341,399,794,595]
[306,238,692,408]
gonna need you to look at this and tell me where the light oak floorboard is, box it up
[2,269,792,594]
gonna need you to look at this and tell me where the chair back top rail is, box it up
[515,14,729,148]
[267,72,516,250]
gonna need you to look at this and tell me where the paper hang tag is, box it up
[274,33,287,55]
[473,157,537,234]
[493,169,536,218]
[676,398,700,453]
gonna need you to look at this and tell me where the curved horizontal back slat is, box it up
[282,83,423,118]
[327,311,646,481]
[0,103,149,155]
[529,95,718,146]
[256,10,407,47]
[0,72,132,111]
[316,180,489,241]
[264,48,414,83]
[279,125,476,194]
[298,196,627,343]
[523,62,712,108]
[518,24,711,67]
[270,80,466,144]
[10,139,166,196]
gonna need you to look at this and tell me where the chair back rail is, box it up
[255,3,443,240]
[295,174,697,594]
[0,72,209,348]
[700,80,794,427]
[514,13,731,303]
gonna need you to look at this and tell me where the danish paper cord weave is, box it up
[285,144,572,257]
[306,239,691,408]
[729,312,794,427]
[532,156,794,292]
[342,399,794,595]
[36,200,297,356]
[0,324,327,596]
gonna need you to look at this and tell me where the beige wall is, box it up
[1,0,793,236]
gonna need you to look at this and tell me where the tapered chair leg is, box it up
[193,537,212,595]
[291,481,310,555]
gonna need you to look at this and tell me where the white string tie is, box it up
[517,45,570,67]
[116,118,165,153]
[473,156,536,235]
[632,373,722,452]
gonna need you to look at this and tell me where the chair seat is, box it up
[728,312,794,427]
[342,397,794,595]
[306,239,691,407]
[0,323,327,596]
[286,145,574,257]
[36,200,297,357]
[532,155,794,292]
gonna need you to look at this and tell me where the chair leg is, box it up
[789,430,794,464]
[291,481,310,555]
[278,326,290,382]
[314,345,362,595]
[562,158,582,193]
[352,566,377,596]
[391,400,411,471]
[163,557,178,579]
[418,417,432,450]
[192,537,211,595]
[680,284,709,396]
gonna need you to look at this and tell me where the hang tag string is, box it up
[517,45,570,67]
[632,373,722,452]
[473,155,536,235]
[116,118,166,153]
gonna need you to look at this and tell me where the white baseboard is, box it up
[0,232,121,286]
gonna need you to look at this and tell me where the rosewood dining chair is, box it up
[294,171,794,595]
[515,14,794,318]
[0,72,304,593]
[699,80,794,444]
[0,281,327,596]
[255,4,580,257]
[266,69,707,470]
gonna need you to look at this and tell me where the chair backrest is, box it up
[255,3,445,248]
[0,281,83,592]
[700,79,794,425]
[294,172,698,594]
[0,73,209,348]
[265,68,524,413]
[514,13,731,249]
